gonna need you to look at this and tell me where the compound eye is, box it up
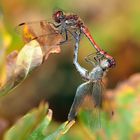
[53,10,64,23]
[108,58,116,68]
[56,11,63,17]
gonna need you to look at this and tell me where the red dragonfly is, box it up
[16,10,115,66]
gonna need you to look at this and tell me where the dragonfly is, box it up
[16,10,115,67]
[68,34,115,121]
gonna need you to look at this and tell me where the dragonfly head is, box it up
[100,59,110,70]
[100,57,116,70]
[107,57,116,68]
[102,53,116,68]
[53,10,65,23]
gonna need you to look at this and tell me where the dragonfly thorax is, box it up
[65,19,78,27]
[88,59,110,81]
[89,66,104,81]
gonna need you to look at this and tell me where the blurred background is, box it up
[0,0,140,139]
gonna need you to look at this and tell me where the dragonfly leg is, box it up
[68,82,91,121]
[71,30,81,42]
[48,22,61,28]
[59,29,68,44]
[85,55,96,66]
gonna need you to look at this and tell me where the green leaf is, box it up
[44,120,75,140]
[4,102,50,140]
[27,109,52,140]
[4,102,75,140]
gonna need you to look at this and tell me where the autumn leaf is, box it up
[0,40,43,96]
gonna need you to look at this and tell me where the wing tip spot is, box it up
[18,23,25,26]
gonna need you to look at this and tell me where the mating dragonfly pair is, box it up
[17,10,116,121]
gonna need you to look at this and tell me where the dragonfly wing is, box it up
[88,81,113,130]
[78,81,103,130]
[16,20,63,46]
[68,81,92,121]
[16,20,64,59]
[89,81,104,129]
[101,81,114,116]
[92,81,103,108]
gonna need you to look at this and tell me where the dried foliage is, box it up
[0,21,63,96]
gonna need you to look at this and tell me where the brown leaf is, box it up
[0,40,43,96]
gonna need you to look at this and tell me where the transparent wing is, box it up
[16,20,66,61]
[92,81,103,108]
[16,20,63,45]
[68,82,92,121]
[101,81,114,116]
[89,81,104,129]
[85,81,113,131]
[15,20,76,48]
